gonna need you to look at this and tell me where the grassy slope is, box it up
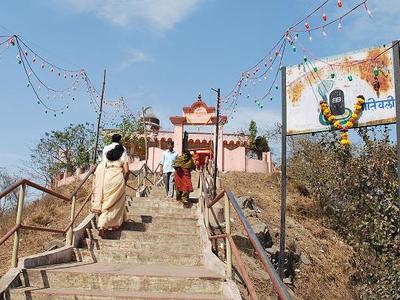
[221,172,356,300]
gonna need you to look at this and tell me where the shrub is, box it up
[288,126,399,299]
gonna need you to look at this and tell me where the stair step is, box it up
[127,198,198,209]
[9,287,229,299]
[127,214,198,226]
[24,262,224,294]
[126,206,197,218]
[84,237,200,252]
[115,221,200,234]
[118,230,199,241]
[74,248,202,265]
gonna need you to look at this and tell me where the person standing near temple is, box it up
[174,150,196,207]
[160,141,178,198]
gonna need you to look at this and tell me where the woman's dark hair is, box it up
[106,144,124,161]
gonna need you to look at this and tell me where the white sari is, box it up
[92,157,127,229]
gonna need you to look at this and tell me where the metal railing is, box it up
[128,163,163,193]
[200,168,292,300]
[0,165,96,268]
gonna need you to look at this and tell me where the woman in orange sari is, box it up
[174,150,196,206]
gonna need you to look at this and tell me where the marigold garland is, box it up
[320,95,365,145]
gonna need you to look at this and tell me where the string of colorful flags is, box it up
[0,34,137,124]
[221,0,373,119]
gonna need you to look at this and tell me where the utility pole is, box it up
[93,69,106,164]
[278,66,287,279]
[142,106,151,164]
[211,88,221,198]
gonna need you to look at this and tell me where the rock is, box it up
[232,234,254,257]
[266,245,279,256]
[252,223,273,249]
[243,208,259,218]
[283,277,293,285]
[237,196,256,210]
[300,253,311,265]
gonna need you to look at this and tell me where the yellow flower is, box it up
[323,108,330,115]
[357,97,365,104]
[352,113,359,119]
[354,104,362,110]
[345,121,354,129]
[340,139,351,145]
[328,115,336,122]
[333,121,342,129]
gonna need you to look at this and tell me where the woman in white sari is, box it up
[91,144,129,236]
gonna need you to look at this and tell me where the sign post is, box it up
[392,40,400,200]
[279,67,287,279]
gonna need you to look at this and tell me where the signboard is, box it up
[286,44,397,135]
[186,106,212,124]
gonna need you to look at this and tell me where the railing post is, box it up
[225,193,232,279]
[11,183,26,268]
[66,195,77,246]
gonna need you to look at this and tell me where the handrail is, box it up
[0,179,24,200]
[0,160,161,270]
[20,225,65,234]
[226,234,258,300]
[0,165,96,268]
[200,171,292,300]
[69,165,96,198]
[207,190,225,208]
[0,179,70,202]
[0,224,20,246]
[63,190,93,233]
[225,189,291,300]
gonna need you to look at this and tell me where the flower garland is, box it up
[320,95,365,145]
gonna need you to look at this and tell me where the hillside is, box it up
[221,172,356,300]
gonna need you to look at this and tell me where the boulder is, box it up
[237,196,256,210]
[300,252,311,265]
[253,222,273,249]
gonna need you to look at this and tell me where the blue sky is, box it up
[0,0,398,173]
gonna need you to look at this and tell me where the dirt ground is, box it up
[221,172,356,300]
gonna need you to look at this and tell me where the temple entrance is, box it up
[170,94,227,170]
[144,94,273,174]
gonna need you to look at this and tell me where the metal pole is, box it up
[142,107,148,165]
[66,195,77,246]
[392,41,400,200]
[224,193,232,279]
[212,88,221,198]
[11,184,26,268]
[278,66,287,279]
[93,69,106,164]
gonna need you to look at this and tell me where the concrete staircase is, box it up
[8,184,238,299]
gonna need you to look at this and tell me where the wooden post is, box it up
[93,69,106,164]
[66,195,77,246]
[225,193,232,279]
[11,184,26,268]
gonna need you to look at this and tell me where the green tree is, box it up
[103,116,145,157]
[29,123,96,185]
[248,120,257,149]
[247,120,270,159]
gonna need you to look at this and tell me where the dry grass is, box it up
[0,180,92,277]
[221,172,356,300]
